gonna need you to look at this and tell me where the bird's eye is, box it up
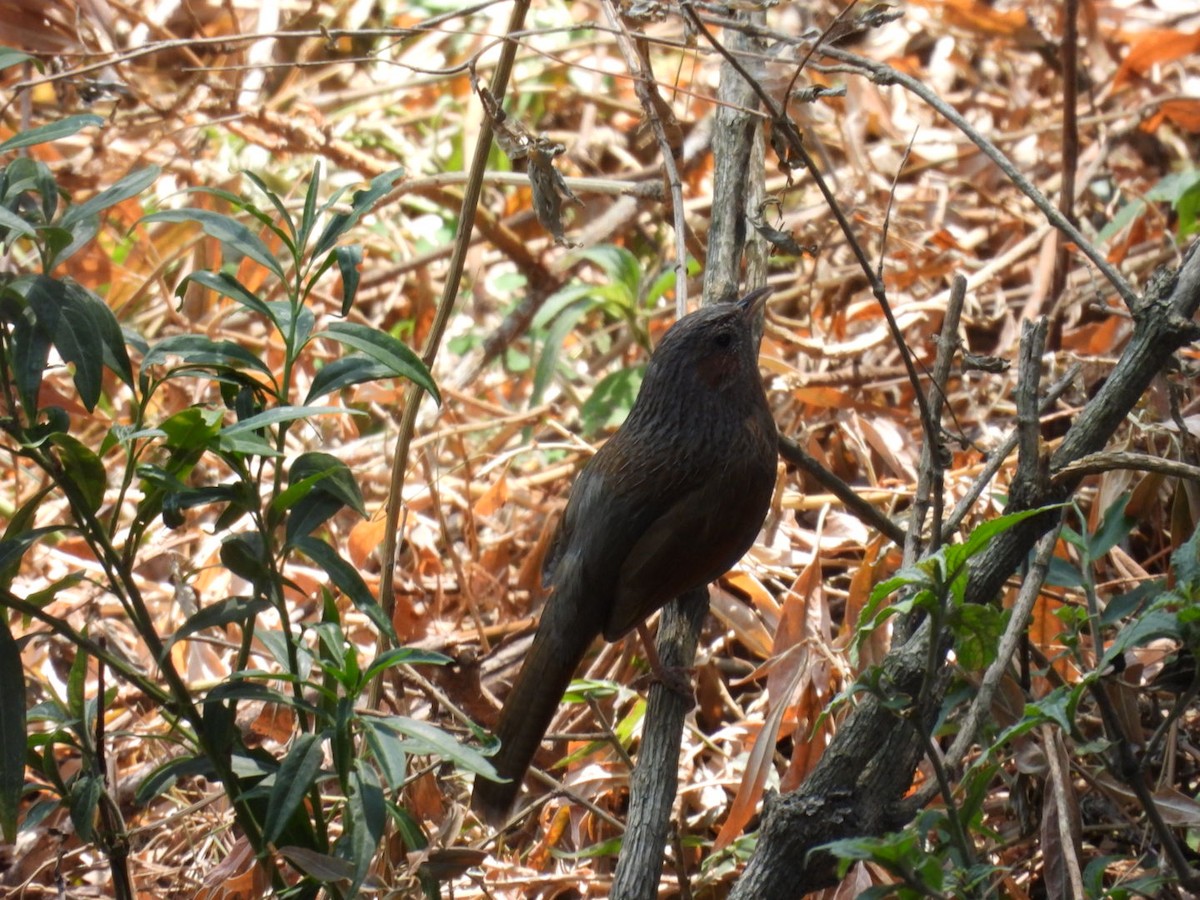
[714,330,733,349]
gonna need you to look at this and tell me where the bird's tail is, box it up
[471,584,596,827]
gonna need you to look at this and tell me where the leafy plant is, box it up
[528,246,699,433]
[0,110,484,897]
[1099,168,1200,244]
[824,500,1198,897]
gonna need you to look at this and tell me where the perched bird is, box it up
[471,288,778,825]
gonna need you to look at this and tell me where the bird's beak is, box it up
[738,286,773,318]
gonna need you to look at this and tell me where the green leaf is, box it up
[50,434,106,513]
[950,506,1057,575]
[0,114,104,153]
[9,308,50,415]
[276,846,356,882]
[60,165,159,232]
[369,715,498,776]
[0,480,57,586]
[67,639,89,722]
[312,168,404,259]
[293,535,396,643]
[951,603,1009,670]
[219,404,362,436]
[580,366,642,436]
[1171,522,1200,592]
[530,283,596,331]
[0,203,37,238]
[217,429,282,458]
[335,244,362,316]
[531,301,589,406]
[181,271,274,322]
[267,301,314,349]
[220,532,271,586]
[321,321,439,404]
[1,157,58,223]
[0,49,38,73]
[288,452,367,517]
[305,356,395,403]
[1098,197,1148,244]
[67,773,103,843]
[282,491,343,542]
[568,245,642,299]
[361,647,450,685]
[24,275,134,409]
[140,208,286,282]
[155,406,224,452]
[264,732,327,845]
[362,719,408,790]
[0,618,26,841]
[280,453,367,541]
[299,162,321,248]
[135,755,213,804]
[165,597,270,656]
[242,171,297,249]
[1086,495,1136,562]
[345,762,386,891]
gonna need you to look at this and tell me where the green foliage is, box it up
[853,506,1055,665]
[820,808,997,898]
[0,115,466,896]
[827,501,1200,897]
[528,247,700,433]
[1099,168,1200,243]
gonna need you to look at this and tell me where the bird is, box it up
[471,287,778,826]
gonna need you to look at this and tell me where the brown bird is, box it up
[471,288,778,825]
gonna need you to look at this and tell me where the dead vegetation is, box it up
[2,0,1200,896]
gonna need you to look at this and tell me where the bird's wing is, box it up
[602,478,763,641]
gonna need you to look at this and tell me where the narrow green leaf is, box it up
[321,321,439,404]
[242,171,297,248]
[361,647,450,685]
[568,245,642,298]
[143,332,275,373]
[361,720,408,790]
[135,755,213,804]
[531,302,588,406]
[0,619,26,841]
[335,244,362,316]
[219,404,363,436]
[370,715,498,776]
[60,165,159,231]
[305,356,394,403]
[312,168,404,259]
[264,733,327,845]
[0,526,64,583]
[50,434,106,513]
[1087,495,1136,562]
[0,203,37,238]
[165,597,270,656]
[276,846,356,881]
[0,114,103,153]
[293,535,395,643]
[24,275,134,408]
[0,49,38,73]
[299,162,321,248]
[346,763,386,891]
[182,271,274,323]
[140,209,286,282]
